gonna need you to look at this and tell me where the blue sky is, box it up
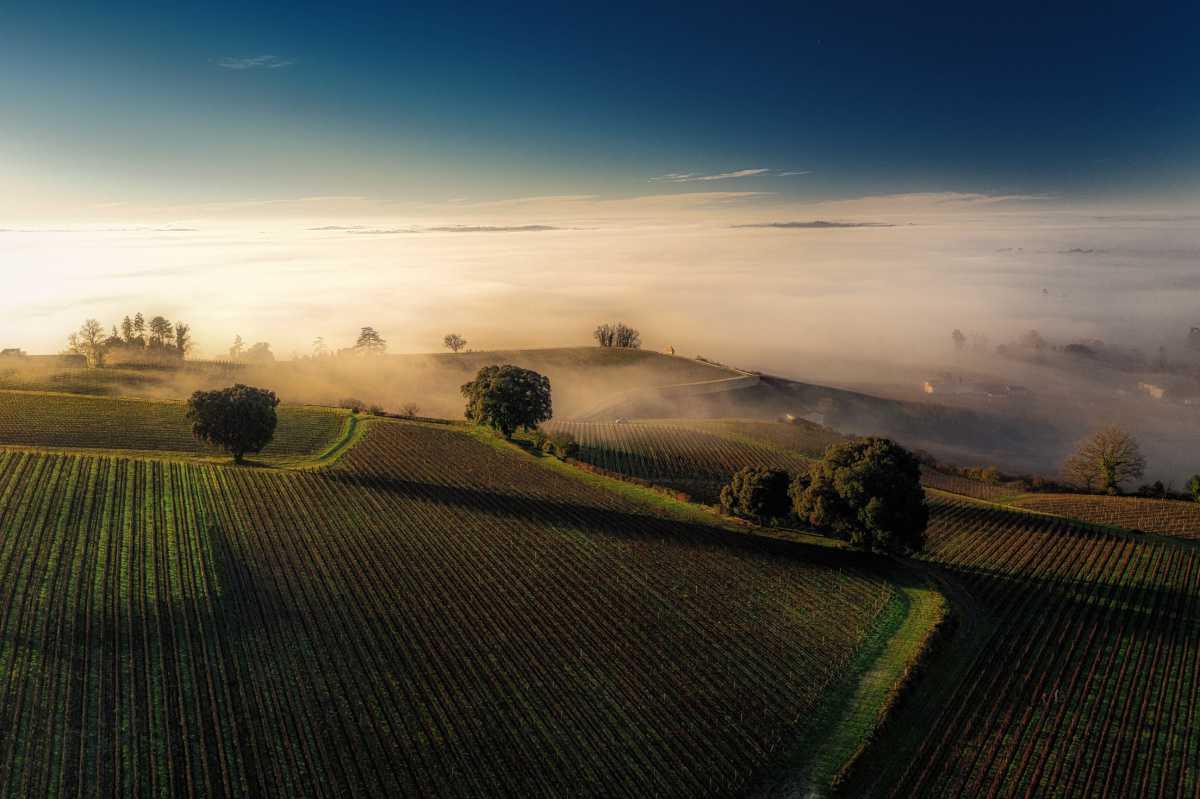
[2,0,1198,217]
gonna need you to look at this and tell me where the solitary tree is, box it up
[461,364,552,438]
[355,326,387,355]
[174,323,192,357]
[68,319,109,367]
[720,467,792,524]
[1063,426,1146,494]
[229,335,245,361]
[443,333,468,353]
[791,438,928,554]
[186,384,280,463]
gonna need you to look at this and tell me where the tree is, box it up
[355,326,387,356]
[952,329,967,350]
[312,336,328,358]
[229,335,245,361]
[791,437,928,554]
[720,467,791,524]
[1188,474,1200,503]
[242,342,274,363]
[120,315,134,344]
[68,319,109,367]
[443,333,467,353]
[148,316,173,348]
[174,323,192,357]
[1063,426,1146,494]
[133,313,146,341]
[461,365,552,438]
[186,384,280,463]
[594,322,641,349]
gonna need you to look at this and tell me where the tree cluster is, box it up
[186,384,279,463]
[67,313,192,367]
[719,467,791,524]
[228,335,275,363]
[719,438,928,555]
[461,365,552,438]
[529,428,579,459]
[792,438,928,554]
[593,322,641,349]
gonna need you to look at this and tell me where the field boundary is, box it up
[753,564,949,798]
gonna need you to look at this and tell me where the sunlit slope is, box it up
[0,390,348,462]
[0,420,897,797]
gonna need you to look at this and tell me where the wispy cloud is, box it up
[324,224,564,235]
[215,55,295,70]
[426,225,561,233]
[297,195,366,203]
[651,168,771,183]
[732,220,893,229]
[778,171,812,177]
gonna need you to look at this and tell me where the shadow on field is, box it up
[322,468,888,574]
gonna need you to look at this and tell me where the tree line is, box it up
[67,313,192,367]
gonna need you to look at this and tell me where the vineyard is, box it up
[843,492,1200,797]
[918,467,1023,502]
[0,390,349,462]
[543,420,815,502]
[1012,493,1200,540]
[0,420,899,797]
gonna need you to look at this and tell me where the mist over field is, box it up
[4,200,1199,370]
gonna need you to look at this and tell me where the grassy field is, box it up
[0,418,903,797]
[0,390,350,465]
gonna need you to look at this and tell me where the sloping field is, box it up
[0,420,897,797]
[845,493,1200,797]
[918,467,1023,502]
[0,390,348,462]
[1012,493,1200,540]
[544,420,815,502]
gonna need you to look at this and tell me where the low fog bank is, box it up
[4,204,1200,483]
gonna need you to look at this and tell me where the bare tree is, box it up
[229,335,245,361]
[594,323,615,347]
[68,319,109,367]
[1063,426,1147,494]
[443,333,467,353]
[594,322,640,349]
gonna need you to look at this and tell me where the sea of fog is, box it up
[2,210,1198,369]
